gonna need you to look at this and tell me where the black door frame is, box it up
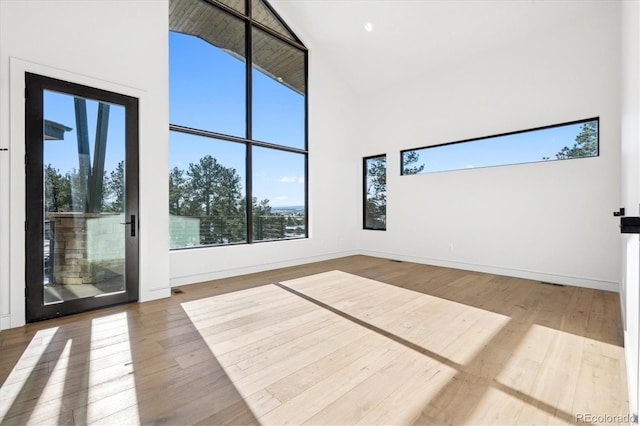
[25,72,139,322]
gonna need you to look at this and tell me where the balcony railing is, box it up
[170,213,305,248]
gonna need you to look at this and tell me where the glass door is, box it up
[25,73,139,322]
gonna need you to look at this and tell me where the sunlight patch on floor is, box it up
[181,270,510,423]
[85,312,140,425]
[0,327,60,422]
[0,312,143,425]
[28,339,72,424]
[495,323,628,425]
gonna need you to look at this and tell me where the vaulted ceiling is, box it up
[270,0,614,95]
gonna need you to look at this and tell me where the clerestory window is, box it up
[401,118,599,175]
[169,0,307,249]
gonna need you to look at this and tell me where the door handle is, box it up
[120,214,136,237]
[620,216,640,234]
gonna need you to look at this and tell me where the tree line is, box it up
[170,155,302,244]
[555,120,598,160]
[45,160,124,215]
[46,155,303,245]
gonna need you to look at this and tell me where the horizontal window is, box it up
[401,118,599,175]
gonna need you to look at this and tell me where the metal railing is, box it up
[170,214,305,248]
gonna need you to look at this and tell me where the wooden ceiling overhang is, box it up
[169,0,306,95]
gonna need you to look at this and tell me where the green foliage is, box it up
[44,163,123,215]
[253,198,272,217]
[46,154,301,246]
[170,155,246,245]
[402,151,425,175]
[168,155,302,245]
[556,121,598,160]
[169,166,187,214]
[104,161,124,212]
[365,156,387,229]
[44,164,72,213]
[253,197,275,240]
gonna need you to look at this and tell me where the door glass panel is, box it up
[43,90,126,304]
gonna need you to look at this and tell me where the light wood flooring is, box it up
[0,255,629,425]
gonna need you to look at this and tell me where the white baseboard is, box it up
[0,314,11,331]
[139,286,171,303]
[358,250,619,293]
[170,248,618,292]
[170,250,359,287]
[1,250,617,330]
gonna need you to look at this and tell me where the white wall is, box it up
[0,0,170,329]
[620,0,640,417]
[358,1,621,291]
[169,28,361,285]
[0,0,625,330]
[0,0,362,328]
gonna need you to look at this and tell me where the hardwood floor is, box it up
[0,255,629,425]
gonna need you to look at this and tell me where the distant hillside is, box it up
[272,205,304,214]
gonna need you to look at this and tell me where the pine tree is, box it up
[556,121,598,160]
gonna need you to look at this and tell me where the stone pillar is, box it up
[48,212,125,285]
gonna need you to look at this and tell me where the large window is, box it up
[401,118,599,175]
[364,155,386,230]
[169,0,307,249]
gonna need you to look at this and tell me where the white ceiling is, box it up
[270,0,613,95]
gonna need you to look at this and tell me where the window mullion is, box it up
[245,13,254,243]
[169,0,307,249]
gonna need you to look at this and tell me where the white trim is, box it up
[168,248,619,292]
[140,287,173,303]
[12,57,148,97]
[0,109,10,331]
[170,250,358,287]
[358,249,619,293]
[7,57,148,329]
[0,314,11,330]
[9,57,28,329]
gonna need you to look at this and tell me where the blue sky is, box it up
[405,121,595,174]
[43,31,306,208]
[169,31,305,207]
[43,90,125,179]
[46,31,588,206]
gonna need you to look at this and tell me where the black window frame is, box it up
[363,154,387,231]
[400,117,600,176]
[25,72,140,322]
[169,0,308,249]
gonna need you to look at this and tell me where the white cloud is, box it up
[275,196,289,201]
[279,175,304,184]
